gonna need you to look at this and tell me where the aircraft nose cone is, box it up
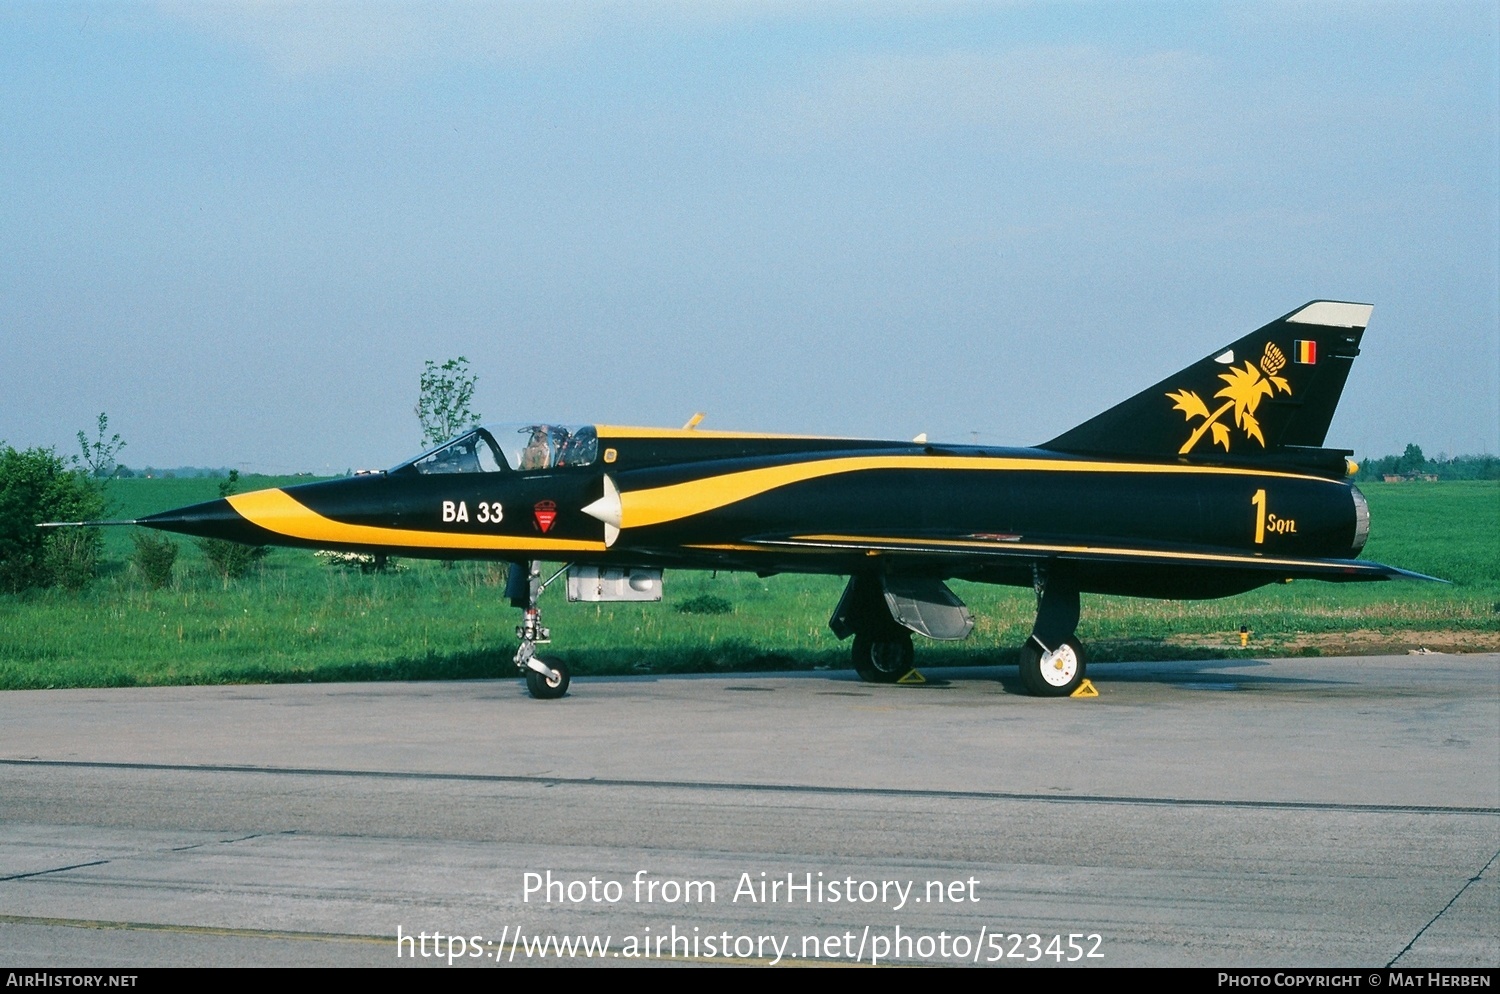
[138,498,266,545]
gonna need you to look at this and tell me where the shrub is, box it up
[676,594,734,615]
[131,532,178,589]
[196,537,269,580]
[44,528,100,591]
[0,445,104,593]
[314,550,402,573]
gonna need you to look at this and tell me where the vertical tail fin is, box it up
[1040,301,1371,472]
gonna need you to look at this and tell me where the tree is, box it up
[1398,443,1426,475]
[416,357,481,447]
[76,412,125,479]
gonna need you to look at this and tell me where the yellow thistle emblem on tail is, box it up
[1166,343,1293,454]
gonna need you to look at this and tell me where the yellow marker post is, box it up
[1070,679,1098,698]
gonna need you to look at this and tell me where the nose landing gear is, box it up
[509,560,571,699]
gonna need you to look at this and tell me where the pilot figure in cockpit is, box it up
[519,424,567,470]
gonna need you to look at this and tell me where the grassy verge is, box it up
[1,481,1495,690]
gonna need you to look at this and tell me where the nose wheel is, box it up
[519,642,571,699]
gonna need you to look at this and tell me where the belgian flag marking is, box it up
[1295,339,1317,364]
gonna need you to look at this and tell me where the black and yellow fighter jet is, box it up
[89,301,1437,698]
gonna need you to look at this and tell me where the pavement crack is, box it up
[0,859,110,882]
[0,913,387,945]
[1386,844,1500,967]
[170,830,296,852]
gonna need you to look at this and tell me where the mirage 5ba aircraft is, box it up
[82,301,1435,698]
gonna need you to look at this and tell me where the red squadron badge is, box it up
[533,500,558,533]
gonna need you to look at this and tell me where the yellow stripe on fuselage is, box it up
[784,533,1343,570]
[618,455,1337,530]
[225,489,608,553]
[682,542,844,554]
[594,424,841,441]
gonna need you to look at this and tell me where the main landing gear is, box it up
[850,631,915,684]
[508,560,571,699]
[830,574,970,685]
[831,567,1088,697]
[1017,565,1087,697]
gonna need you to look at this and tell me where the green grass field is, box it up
[0,478,1494,690]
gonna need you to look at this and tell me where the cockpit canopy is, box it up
[393,424,599,475]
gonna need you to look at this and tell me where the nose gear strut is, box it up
[509,560,571,699]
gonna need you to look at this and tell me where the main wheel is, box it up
[851,632,914,683]
[1017,637,1085,697]
[525,658,571,699]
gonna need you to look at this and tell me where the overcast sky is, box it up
[2,1,1496,474]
